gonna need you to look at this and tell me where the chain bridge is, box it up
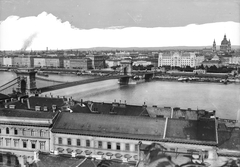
[0,59,157,96]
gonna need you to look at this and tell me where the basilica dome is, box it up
[221,35,229,45]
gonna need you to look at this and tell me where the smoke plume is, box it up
[21,33,38,51]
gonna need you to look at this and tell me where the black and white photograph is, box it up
[0,0,240,166]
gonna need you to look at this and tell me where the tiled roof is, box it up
[0,93,10,100]
[71,103,92,113]
[218,126,240,151]
[88,102,149,116]
[147,106,171,118]
[165,118,217,145]
[28,96,67,111]
[52,112,166,141]
[5,100,28,109]
[0,108,57,119]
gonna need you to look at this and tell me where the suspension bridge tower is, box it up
[15,68,37,95]
[118,58,133,85]
[120,58,133,76]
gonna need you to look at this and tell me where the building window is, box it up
[107,142,111,149]
[0,129,1,134]
[14,140,19,147]
[40,130,44,137]
[31,130,35,136]
[58,137,62,145]
[86,140,90,147]
[14,128,18,135]
[0,138,2,146]
[22,129,26,136]
[125,143,130,151]
[135,144,138,152]
[77,139,81,146]
[32,142,36,149]
[40,142,45,150]
[98,141,102,148]
[6,139,11,146]
[23,141,27,148]
[67,138,71,145]
[116,143,121,150]
[6,127,9,134]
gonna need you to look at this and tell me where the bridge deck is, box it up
[39,75,129,93]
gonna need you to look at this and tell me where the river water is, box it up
[0,71,239,120]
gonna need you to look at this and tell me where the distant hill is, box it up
[75,45,240,51]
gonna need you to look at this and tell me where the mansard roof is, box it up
[76,101,149,116]
[165,118,217,145]
[28,96,67,110]
[0,108,57,119]
[52,112,166,141]
[0,93,10,100]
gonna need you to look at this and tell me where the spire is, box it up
[213,39,216,44]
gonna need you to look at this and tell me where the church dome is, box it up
[221,35,229,45]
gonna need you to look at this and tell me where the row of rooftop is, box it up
[0,93,239,167]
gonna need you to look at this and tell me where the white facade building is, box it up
[34,58,46,67]
[229,55,240,65]
[3,57,13,67]
[158,52,196,68]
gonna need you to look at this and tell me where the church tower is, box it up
[212,39,216,52]
[228,39,231,53]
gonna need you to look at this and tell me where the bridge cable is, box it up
[0,81,18,92]
[0,77,18,89]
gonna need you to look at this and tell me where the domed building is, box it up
[220,34,231,52]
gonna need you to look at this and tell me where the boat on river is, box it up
[37,72,49,77]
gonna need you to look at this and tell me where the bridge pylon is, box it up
[120,58,133,76]
[15,68,37,95]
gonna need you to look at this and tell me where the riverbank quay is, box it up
[153,71,240,83]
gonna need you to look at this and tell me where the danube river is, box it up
[0,71,239,120]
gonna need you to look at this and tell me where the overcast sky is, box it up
[1,0,240,28]
[0,0,240,50]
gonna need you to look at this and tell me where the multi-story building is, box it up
[63,59,70,68]
[0,108,58,166]
[45,57,60,68]
[12,56,33,68]
[195,54,205,67]
[158,52,172,67]
[181,52,196,68]
[158,52,196,68]
[33,57,46,68]
[2,57,13,67]
[51,112,218,163]
[86,54,105,69]
[105,59,121,68]
[202,54,222,68]
[69,58,92,69]
[229,53,240,65]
